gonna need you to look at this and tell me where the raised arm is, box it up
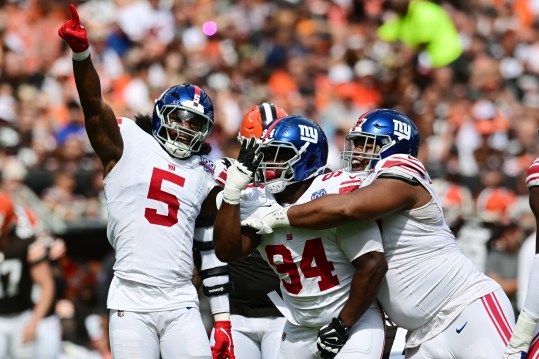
[58,4,123,176]
[214,138,263,261]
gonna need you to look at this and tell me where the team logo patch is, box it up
[117,310,124,317]
[199,157,216,174]
[311,189,327,200]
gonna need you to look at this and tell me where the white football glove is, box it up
[222,138,262,205]
[241,205,290,235]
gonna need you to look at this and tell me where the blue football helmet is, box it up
[152,83,214,158]
[341,109,421,173]
[256,115,328,193]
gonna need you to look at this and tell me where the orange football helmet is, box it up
[0,193,15,235]
[239,103,288,139]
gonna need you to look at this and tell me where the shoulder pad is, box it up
[314,170,364,195]
[213,158,231,187]
[527,158,539,189]
[376,154,427,180]
[378,172,421,186]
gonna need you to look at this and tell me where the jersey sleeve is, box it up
[299,170,365,202]
[336,221,384,262]
[212,157,232,188]
[374,154,429,184]
[526,158,539,189]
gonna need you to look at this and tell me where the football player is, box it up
[214,115,387,359]
[211,103,288,359]
[0,193,55,359]
[58,5,234,359]
[504,158,539,358]
[241,109,516,358]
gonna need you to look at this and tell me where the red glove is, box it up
[58,4,89,53]
[211,321,235,359]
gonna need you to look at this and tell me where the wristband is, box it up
[336,316,351,332]
[72,48,90,61]
[214,312,230,321]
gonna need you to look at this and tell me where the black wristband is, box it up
[334,317,351,334]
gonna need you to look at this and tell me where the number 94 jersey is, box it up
[104,118,217,288]
[251,170,383,327]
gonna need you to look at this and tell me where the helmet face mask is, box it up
[152,84,214,158]
[341,132,394,173]
[258,140,306,193]
[341,109,420,173]
[255,115,328,194]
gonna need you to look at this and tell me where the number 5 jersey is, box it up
[104,118,218,312]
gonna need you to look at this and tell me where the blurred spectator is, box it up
[485,222,525,317]
[455,218,494,272]
[377,0,463,68]
[0,193,55,359]
[56,101,86,147]
[42,171,87,222]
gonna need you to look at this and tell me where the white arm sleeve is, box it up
[194,225,230,315]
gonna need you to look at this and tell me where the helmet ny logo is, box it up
[393,119,411,141]
[298,125,318,143]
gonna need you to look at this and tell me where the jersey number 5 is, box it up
[265,238,340,295]
[145,168,185,227]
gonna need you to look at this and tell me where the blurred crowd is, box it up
[2,0,539,356]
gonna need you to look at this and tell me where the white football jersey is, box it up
[363,154,500,346]
[243,170,383,327]
[527,157,539,188]
[104,118,217,295]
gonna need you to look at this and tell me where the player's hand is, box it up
[241,205,289,234]
[22,319,38,343]
[237,137,262,175]
[222,137,262,205]
[58,4,89,53]
[211,320,235,359]
[317,317,350,359]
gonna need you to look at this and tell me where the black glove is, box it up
[316,317,350,359]
[237,137,262,175]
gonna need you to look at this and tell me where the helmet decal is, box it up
[393,118,412,141]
